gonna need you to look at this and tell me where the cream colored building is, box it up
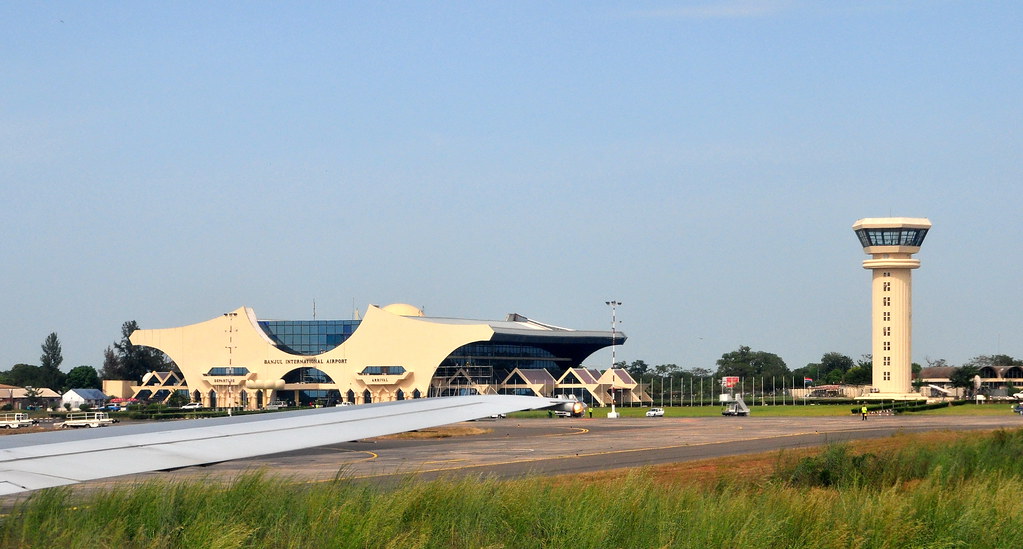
[853,217,931,399]
[129,304,625,409]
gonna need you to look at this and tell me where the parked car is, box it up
[645,408,665,417]
[180,402,203,410]
[1013,392,1023,400]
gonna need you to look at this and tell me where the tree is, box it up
[65,365,101,390]
[40,332,63,371]
[714,346,789,390]
[0,363,65,391]
[800,352,855,384]
[950,365,981,397]
[100,346,118,379]
[844,365,871,385]
[824,369,845,384]
[964,354,1020,369]
[687,367,713,378]
[24,386,42,408]
[626,360,649,378]
[820,353,854,378]
[166,391,188,408]
[101,321,170,381]
[38,332,66,390]
[652,363,682,376]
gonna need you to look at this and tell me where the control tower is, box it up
[852,217,931,398]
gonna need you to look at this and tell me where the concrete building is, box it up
[853,217,931,399]
[129,303,630,409]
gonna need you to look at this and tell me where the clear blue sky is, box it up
[2,1,1020,375]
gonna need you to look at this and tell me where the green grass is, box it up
[911,402,1022,415]
[5,429,1023,548]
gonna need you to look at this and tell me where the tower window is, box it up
[883,341,891,351]
[883,356,891,366]
[883,297,891,307]
[883,312,891,322]
[883,327,891,336]
[883,272,891,277]
[883,282,891,291]
[883,371,891,381]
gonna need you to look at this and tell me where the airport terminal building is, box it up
[129,304,643,409]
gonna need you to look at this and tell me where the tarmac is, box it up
[99,413,1023,488]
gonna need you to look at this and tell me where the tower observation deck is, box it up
[853,217,931,398]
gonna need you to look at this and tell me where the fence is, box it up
[637,376,871,407]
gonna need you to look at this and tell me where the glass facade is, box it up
[258,320,361,355]
[855,228,928,248]
[359,366,407,375]
[441,343,564,371]
[430,342,571,396]
[287,389,341,405]
[205,367,250,377]
[282,367,334,384]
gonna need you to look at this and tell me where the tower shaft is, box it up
[866,255,917,394]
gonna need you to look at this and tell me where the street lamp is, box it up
[606,300,621,418]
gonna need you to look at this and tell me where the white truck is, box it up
[0,413,34,429]
[55,412,115,429]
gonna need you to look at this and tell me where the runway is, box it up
[112,413,1022,487]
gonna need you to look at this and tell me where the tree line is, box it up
[621,345,1021,394]
[0,321,174,393]
[1,328,1015,398]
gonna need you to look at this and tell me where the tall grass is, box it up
[3,430,1023,548]
[776,427,1023,488]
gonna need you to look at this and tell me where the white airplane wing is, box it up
[0,394,559,496]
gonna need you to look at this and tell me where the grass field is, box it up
[3,426,1023,547]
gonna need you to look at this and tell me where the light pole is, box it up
[606,300,621,418]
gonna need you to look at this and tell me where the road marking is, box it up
[542,427,588,437]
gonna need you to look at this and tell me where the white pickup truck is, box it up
[55,412,115,429]
[0,413,34,429]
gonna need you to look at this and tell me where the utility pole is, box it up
[606,300,621,419]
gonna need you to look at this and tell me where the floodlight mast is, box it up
[606,300,621,419]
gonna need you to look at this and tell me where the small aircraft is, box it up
[0,394,570,496]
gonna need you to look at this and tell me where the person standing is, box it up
[861,405,868,420]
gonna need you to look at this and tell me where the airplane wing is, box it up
[0,394,560,496]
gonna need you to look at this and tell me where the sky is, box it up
[2,1,1021,376]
